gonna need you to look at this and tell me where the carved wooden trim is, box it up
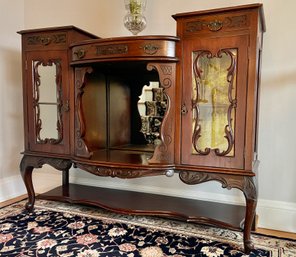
[185,14,248,33]
[160,65,172,75]
[179,170,257,254]
[242,176,257,201]
[146,63,175,163]
[74,67,94,158]
[75,163,167,179]
[192,49,236,156]
[20,155,72,172]
[96,44,128,56]
[140,44,160,55]
[207,20,223,31]
[27,33,66,46]
[20,155,72,211]
[215,49,237,156]
[33,60,63,145]
[179,171,257,200]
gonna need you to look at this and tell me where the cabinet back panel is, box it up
[82,72,107,150]
[109,77,131,147]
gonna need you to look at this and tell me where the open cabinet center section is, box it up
[76,62,166,164]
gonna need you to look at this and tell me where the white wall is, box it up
[1,0,295,232]
[0,1,27,200]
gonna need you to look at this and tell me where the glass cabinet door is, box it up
[181,35,248,169]
[26,51,70,154]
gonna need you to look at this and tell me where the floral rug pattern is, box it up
[0,200,295,256]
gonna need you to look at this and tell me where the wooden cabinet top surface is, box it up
[172,3,265,28]
[17,25,99,37]
[18,26,98,51]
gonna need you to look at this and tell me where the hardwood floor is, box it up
[256,228,296,240]
[0,194,27,208]
[1,195,295,240]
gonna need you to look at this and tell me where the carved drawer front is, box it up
[71,37,178,63]
[183,11,251,36]
[23,32,68,50]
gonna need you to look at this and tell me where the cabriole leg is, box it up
[179,171,257,254]
[20,155,36,211]
[19,155,72,211]
[242,176,257,254]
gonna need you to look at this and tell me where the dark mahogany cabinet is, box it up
[173,5,265,252]
[18,26,98,155]
[24,50,70,155]
[19,5,265,253]
[174,5,265,172]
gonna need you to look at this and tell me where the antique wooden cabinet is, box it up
[173,4,265,252]
[18,26,98,156]
[19,4,265,253]
[18,26,98,189]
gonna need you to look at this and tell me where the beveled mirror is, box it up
[138,82,167,145]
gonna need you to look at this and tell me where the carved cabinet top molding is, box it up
[70,36,179,64]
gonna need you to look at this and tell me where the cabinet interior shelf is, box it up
[109,144,155,152]
[83,149,153,165]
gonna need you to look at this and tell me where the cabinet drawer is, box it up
[173,8,264,37]
[71,36,178,63]
[22,31,68,50]
[182,11,251,36]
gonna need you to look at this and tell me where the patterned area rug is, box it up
[0,200,295,256]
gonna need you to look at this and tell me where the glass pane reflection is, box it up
[39,104,59,140]
[38,64,57,103]
[138,82,167,145]
[33,60,62,143]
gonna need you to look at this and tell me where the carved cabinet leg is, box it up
[179,171,257,254]
[241,177,257,254]
[20,155,72,211]
[20,155,37,211]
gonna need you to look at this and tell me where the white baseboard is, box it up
[70,175,246,205]
[0,175,26,202]
[2,172,295,233]
[0,171,61,202]
[257,199,296,233]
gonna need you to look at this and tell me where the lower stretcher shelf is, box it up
[37,183,247,230]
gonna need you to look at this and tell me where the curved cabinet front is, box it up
[71,36,179,64]
[72,36,179,165]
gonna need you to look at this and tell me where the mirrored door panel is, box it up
[33,60,61,144]
[26,51,70,154]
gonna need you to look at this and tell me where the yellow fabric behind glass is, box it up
[192,50,237,156]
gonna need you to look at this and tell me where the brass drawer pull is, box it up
[40,37,51,45]
[141,44,159,55]
[74,48,86,59]
[208,20,223,31]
